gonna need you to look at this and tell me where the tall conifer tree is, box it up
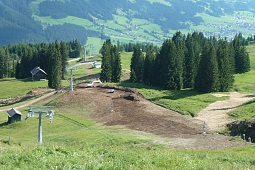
[60,41,68,79]
[143,44,155,85]
[100,40,122,83]
[157,40,171,88]
[100,39,112,82]
[232,35,250,74]
[48,41,62,89]
[195,43,219,93]
[172,31,185,89]
[217,40,234,91]
[130,44,144,83]
[184,33,196,88]
[111,45,122,82]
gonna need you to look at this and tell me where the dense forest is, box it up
[127,32,250,93]
[0,40,82,89]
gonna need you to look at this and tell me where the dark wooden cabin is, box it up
[30,66,47,81]
[7,108,22,124]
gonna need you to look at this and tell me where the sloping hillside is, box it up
[1,0,255,47]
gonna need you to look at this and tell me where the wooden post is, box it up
[38,112,42,143]
[70,69,73,91]
[84,45,87,62]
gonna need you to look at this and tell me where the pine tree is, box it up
[172,31,185,90]
[195,43,219,93]
[130,44,144,83]
[232,34,250,74]
[166,40,181,90]
[156,39,182,90]
[111,45,122,82]
[48,41,62,89]
[240,46,250,73]
[60,41,68,79]
[217,40,234,91]
[100,40,122,83]
[183,33,196,88]
[100,39,112,82]
[157,39,171,88]
[143,44,155,85]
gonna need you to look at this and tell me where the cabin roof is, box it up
[30,66,47,76]
[7,108,22,117]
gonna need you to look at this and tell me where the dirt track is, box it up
[58,86,249,150]
[195,92,255,131]
[0,90,56,112]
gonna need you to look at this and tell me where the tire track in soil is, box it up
[0,91,56,112]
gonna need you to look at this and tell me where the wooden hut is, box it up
[7,108,22,124]
[30,66,47,81]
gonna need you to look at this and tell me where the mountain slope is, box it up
[1,0,255,48]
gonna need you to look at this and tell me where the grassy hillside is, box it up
[0,93,255,169]
[0,44,255,169]
[0,79,48,100]
[227,44,255,121]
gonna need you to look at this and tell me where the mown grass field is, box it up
[1,45,255,169]
[0,79,48,99]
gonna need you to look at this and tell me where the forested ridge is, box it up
[1,0,255,46]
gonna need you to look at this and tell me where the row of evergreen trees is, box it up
[130,32,250,93]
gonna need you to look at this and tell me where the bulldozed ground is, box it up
[58,85,249,150]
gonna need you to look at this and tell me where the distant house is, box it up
[30,66,47,81]
[7,108,22,124]
[93,61,101,68]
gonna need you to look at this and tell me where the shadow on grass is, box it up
[118,80,201,100]
[150,90,201,101]
[19,78,33,82]
[76,73,100,81]
[240,98,255,106]
[118,80,163,90]
[0,122,8,127]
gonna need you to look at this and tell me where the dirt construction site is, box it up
[57,84,252,150]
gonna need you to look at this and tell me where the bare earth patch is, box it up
[2,85,251,149]
[58,86,250,150]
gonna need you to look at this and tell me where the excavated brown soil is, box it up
[58,85,247,150]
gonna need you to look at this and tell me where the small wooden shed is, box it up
[30,66,47,81]
[7,108,22,124]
